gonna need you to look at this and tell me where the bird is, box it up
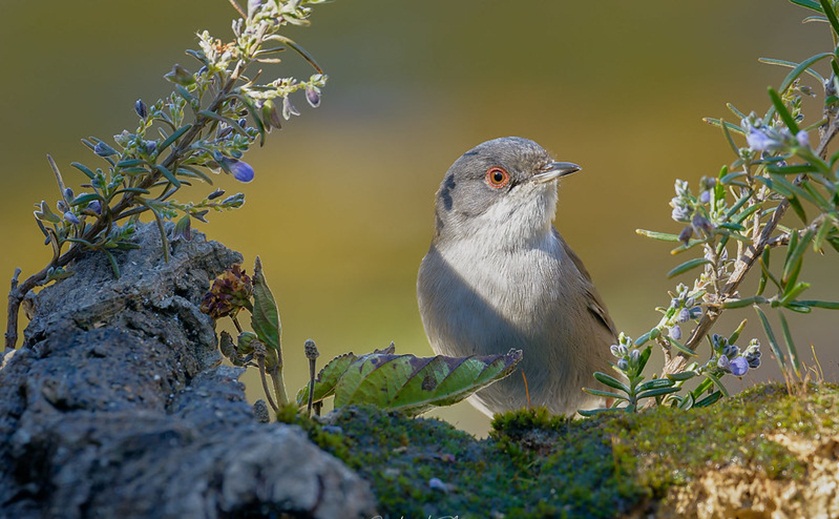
[417,136,617,417]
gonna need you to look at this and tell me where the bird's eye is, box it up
[485,167,510,189]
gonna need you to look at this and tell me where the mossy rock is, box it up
[281,382,839,518]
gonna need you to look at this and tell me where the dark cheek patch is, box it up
[440,174,456,211]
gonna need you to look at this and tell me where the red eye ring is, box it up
[485,166,510,189]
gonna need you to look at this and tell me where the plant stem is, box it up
[4,64,245,351]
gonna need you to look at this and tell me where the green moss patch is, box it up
[278,383,839,518]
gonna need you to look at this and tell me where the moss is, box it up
[280,383,839,518]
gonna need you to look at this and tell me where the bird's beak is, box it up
[532,162,581,184]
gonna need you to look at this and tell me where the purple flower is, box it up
[64,211,80,224]
[305,85,321,108]
[677,308,691,323]
[669,325,682,341]
[796,130,809,148]
[227,159,255,183]
[729,357,749,376]
[717,354,730,371]
[87,200,102,215]
[134,99,147,119]
[699,190,711,204]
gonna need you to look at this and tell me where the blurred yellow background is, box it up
[1,1,836,436]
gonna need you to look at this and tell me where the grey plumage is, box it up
[417,136,616,416]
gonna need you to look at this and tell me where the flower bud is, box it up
[134,99,148,119]
[64,211,80,225]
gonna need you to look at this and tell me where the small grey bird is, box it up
[417,136,617,417]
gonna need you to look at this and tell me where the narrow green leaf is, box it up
[790,0,822,12]
[666,370,698,382]
[790,299,839,310]
[593,372,631,394]
[158,124,192,154]
[69,193,102,206]
[666,336,698,356]
[582,388,629,401]
[694,391,723,408]
[768,87,800,133]
[720,118,741,155]
[728,319,748,345]
[637,345,652,372]
[788,195,809,224]
[720,170,748,185]
[759,55,827,86]
[154,164,181,188]
[782,229,813,286]
[703,372,730,398]
[722,296,765,309]
[667,258,711,278]
[780,282,812,307]
[637,386,681,400]
[198,110,251,137]
[636,378,675,392]
[70,162,96,179]
[778,312,801,378]
[635,229,681,242]
[754,305,786,370]
[819,0,839,35]
[703,117,745,136]
[767,163,818,175]
[251,256,282,354]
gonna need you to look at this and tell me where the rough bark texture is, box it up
[0,223,376,519]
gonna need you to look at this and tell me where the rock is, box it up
[0,223,377,519]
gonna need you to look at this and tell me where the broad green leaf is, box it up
[331,348,523,415]
[251,256,282,355]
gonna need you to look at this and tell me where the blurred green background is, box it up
[1,1,836,436]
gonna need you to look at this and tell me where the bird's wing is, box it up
[555,229,618,339]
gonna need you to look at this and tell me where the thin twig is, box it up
[227,0,247,18]
[254,340,279,413]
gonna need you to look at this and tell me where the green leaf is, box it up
[759,55,827,86]
[593,372,631,394]
[70,162,96,179]
[581,388,629,402]
[778,312,801,378]
[790,0,823,12]
[636,378,675,392]
[667,258,711,278]
[331,348,523,416]
[635,229,681,242]
[766,163,818,175]
[819,0,839,35]
[694,391,723,408]
[251,256,282,354]
[666,370,698,382]
[154,164,181,188]
[637,386,681,400]
[158,124,192,154]
[637,345,652,372]
[755,305,786,371]
[768,87,800,134]
[666,336,698,356]
[69,193,102,206]
[728,318,748,345]
[790,299,839,310]
[703,372,730,398]
[782,228,813,287]
[788,195,809,224]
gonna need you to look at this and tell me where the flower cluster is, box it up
[200,264,254,319]
[610,333,642,376]
[740,112,809,153]
[670,179,716,245]
[664,284,703,342]
[706,334,761,377]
